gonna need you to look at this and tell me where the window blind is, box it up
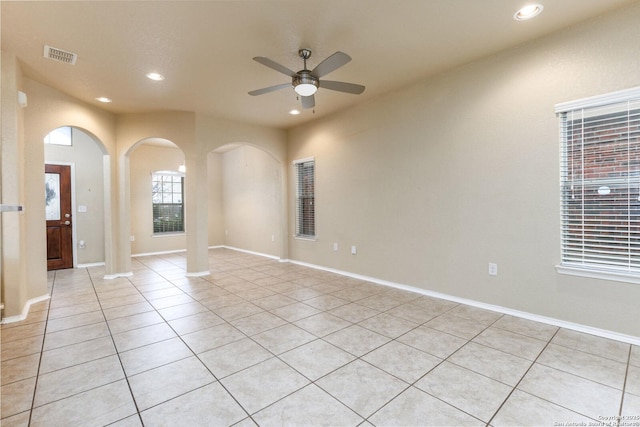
[152,172,185,234]
[294,159,315,238]
[558,88,640,273]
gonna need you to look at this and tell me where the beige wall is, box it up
[222,145,282,257]
[288,4,640,337]
[129,143,186,255]
[1,52,32,317]
[45,128,106,265]
[208,152,224,247]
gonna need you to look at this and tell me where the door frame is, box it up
[45,161,77,269]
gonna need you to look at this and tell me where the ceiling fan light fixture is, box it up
[293,72,319,96]
[294,83,317,97]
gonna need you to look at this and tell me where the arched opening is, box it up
[127,138,186,258]
[43,126,109,271]
[208,143,285,259]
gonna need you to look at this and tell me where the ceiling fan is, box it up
[248,48,365,109]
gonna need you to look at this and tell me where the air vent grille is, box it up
[43,45,77,65]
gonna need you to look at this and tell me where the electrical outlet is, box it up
[351,245,357,255]
[272,235,275,242]
[488,263,498,276]
[333,243,338,251]
[130,235,135,242]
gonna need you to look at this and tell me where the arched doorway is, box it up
[43,126,108,270]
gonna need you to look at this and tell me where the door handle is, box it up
[64,221,71,226]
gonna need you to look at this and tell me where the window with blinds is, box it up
[152,172,185,234]
[294,158,315,238]
[557,87,640,275]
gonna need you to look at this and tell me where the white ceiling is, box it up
[2,0,636,129]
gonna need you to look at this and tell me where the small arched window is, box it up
[44,126,72,146]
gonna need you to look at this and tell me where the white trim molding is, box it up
[555,85,640,113]
[288,258,640,346]
[556,264,640,285]
[77,262,106,269]
[131,249,186,257]
[221,245,280,260]
[1,294,50,324]
[185,271,211,278]
[103,272,133,280]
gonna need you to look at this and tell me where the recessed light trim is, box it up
[96,97,112,103]
[289,109,301,115]
[146,72,165,81]
[514,4,543,21]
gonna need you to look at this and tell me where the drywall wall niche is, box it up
[217,144,282,258]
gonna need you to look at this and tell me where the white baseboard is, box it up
[77,262,105,269]
[131,249,187,257]
[287,259,640,346]
[220,245,280,260]
[185,271,211,277]
[103,272,133,280]
[1,294,50,324]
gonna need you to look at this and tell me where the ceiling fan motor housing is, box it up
[293,71,319,91]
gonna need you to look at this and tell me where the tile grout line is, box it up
[483,326,560,426]
[128,263,266,425]
[362,310,506,425]
[87,269,145,426]
[26,270,56,427]
[617,345,633,427]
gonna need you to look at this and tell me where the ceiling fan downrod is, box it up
[298,48,312,70]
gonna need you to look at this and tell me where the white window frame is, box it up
[293,157,316,240]
[44,126,72,146]
[151,170,186,235]
[556,86,640,284]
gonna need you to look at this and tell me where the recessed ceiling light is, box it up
[146,72,165,81]
[289,109,301,115]
[514,4,543,21]
[95,97,112,103]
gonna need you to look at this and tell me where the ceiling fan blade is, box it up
[248,83,291,96]
[301,94,315,109]
[253,57,297,77]
[319,80,365,94]
[311,51,351,78]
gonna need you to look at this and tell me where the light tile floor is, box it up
[2,248,639,426]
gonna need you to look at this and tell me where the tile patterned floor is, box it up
[1,248,639,426]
